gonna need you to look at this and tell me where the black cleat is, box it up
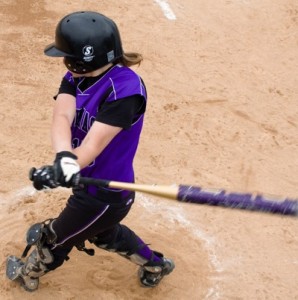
[6,256,39,292]
[138,255,175,287]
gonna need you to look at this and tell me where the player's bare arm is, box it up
[51,93,76,152]
[73,121,122,169]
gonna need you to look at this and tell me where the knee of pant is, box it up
[89,225,119,249]
[90,224,120,251]
[91,224,141,255]
[21,219,63,274]
[22,219,57,258]
[25,219,57,250]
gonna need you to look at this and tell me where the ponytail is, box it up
[117,52,143,67]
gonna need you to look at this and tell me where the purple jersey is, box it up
[64,64,147,196]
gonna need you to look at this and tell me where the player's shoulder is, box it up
[110,64,141,79]
[109,64,145,89]
[106,64,146,100]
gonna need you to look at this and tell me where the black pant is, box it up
[47,188,135,270]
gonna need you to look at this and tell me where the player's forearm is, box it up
[73,144,101,169]
[51,94,76,153]
[51,115,73,153]
[73,125,122,169]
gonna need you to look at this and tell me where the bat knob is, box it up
[29,167,37,181]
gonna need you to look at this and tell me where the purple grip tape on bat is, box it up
[177,185,298,216]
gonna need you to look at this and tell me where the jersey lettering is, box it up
[73,107,96,133]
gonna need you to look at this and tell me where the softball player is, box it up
[6,11,174,291]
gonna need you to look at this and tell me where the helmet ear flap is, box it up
[63,57,88,74]
[63,56,106,74]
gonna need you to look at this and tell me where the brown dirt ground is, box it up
[0,0,297,299]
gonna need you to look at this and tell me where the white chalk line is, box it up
[0,186,36,206]
[137,193,222,299]
[15,186,36,197]
[154,0,176,20]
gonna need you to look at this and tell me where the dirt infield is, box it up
[0,0,297,299]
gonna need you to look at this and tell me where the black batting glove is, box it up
[30,166,59,190]
[53,151,80,188]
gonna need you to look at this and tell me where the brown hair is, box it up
[117,52,143,67]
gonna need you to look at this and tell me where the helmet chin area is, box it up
[63,57,95,74]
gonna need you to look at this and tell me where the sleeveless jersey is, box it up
[64,64,147,196]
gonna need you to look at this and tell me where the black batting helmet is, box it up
[44,11,123,74]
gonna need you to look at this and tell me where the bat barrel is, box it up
[177,185,298,216]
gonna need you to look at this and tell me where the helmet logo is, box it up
[82,45,94,62]
[107,50,115,62]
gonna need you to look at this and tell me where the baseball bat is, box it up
[29,167,298,217]
[77,176,298,217]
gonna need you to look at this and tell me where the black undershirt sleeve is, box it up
[96,96,146,130]
[56,77,146,130]
[58,77,77,97]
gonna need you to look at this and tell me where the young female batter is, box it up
[6,11,174,292]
